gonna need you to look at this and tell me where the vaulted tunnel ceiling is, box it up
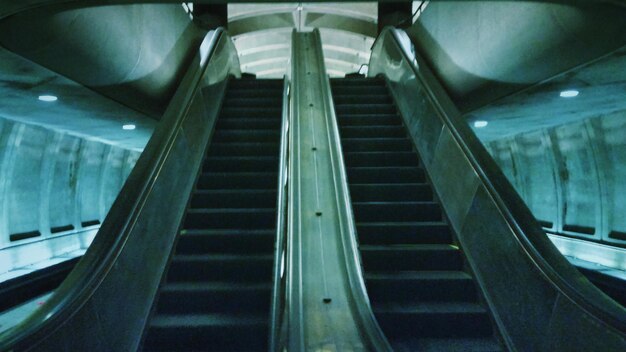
[228,2,377,78]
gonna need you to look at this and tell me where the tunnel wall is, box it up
[485,110,626,247]
[0,117,140,274]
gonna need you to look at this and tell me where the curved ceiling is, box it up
[227,2,377,78]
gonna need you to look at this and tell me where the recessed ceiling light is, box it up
[38,95,58,102]
[474,120,488,128]
[560,90,579,98]
[122,124,136,130]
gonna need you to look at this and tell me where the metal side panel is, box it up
[368,27,626,351]
[286,29,390,351]
[0,29,241,351]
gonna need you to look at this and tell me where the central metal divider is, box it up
[285,29,391,351]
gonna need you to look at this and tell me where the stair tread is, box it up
[360,244,459,251]
[181,229,274,236]
[150,313,267,328]
[392,337,502,352]
[161,282,271,292]
[365,271,472,281]
[375,301,487,314]
[357,221,448,227]
[173,254,273,261]
[187,208,276,213]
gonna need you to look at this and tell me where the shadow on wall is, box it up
[485,110,626,248]
[0,116,141,274]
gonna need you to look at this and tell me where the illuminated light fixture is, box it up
[122,124,136,130]
[560,90,579,98]
[473,120,488,128]
[38,95,58,102]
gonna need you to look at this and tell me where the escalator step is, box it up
[335,104,396,115]
[203,156,279,172]
[333,95,392,105]
[341,138,413,153]
[208,143,280,157]
[220,107,282,119]
[344,151,419,167]
[226,89,283,99]
[167,254,273,282]
[176,229,274,255]
[360,244,462,271]
[216,118,281,130]
[357,221,452,245]
[184,208,276,229]
[222,97,282,108]
[348,167,425,184]
[337,114,402,127]
[197,172,278,190]
[229,79,284,89]
[365,271,477,303]
[352,201,442,222]
[212,129,280,143]
[190,189,277,209]
[332,85,388,96]
[340,126,406,138]
[391,337,503,352]
[156,282,271,315]
[144,314,268,351]
[374,302,493,339]
[349,183,432,202]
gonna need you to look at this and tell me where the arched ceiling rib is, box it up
[228,2,377,78]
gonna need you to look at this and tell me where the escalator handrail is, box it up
[0,28,231,349]
[269,76,291,352]
[312,28,394,352]
[379,26,626,331]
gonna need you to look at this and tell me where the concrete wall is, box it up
[485,111,626,247]
[0,117,140,274]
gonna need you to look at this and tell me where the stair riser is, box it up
[357,225,451,245]
[348,168,425,184]
[217,119,281,130]
[212,131,280,143]
[353,203,442,222]
[167,259,272,282]
[375,312,493,338]
[156,289,271,314]
[338,115,402,127]
[184,211,276,229]
[366,279,477,303]
[334,95,392,105]
[340,127,406,139]
[144,324,268,351]
[176,234,274,255]
[361,250,462,271]
[345,153,419,167]
[208,143,280,157]
[350,184,432,202]
[197,174,277,190]
[191,191,277,209]
[341,139,413,153]
[203,158,279,172]
[222,98,282,108]
[220,108,281,119]
[336,105,396,115]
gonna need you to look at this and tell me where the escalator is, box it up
[142,78,283,351]
[332,77,502,351]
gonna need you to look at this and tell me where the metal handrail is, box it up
[269,76,291,352]
[313,28,393,352]
[0,28,240,350]
[377,26,626,335]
